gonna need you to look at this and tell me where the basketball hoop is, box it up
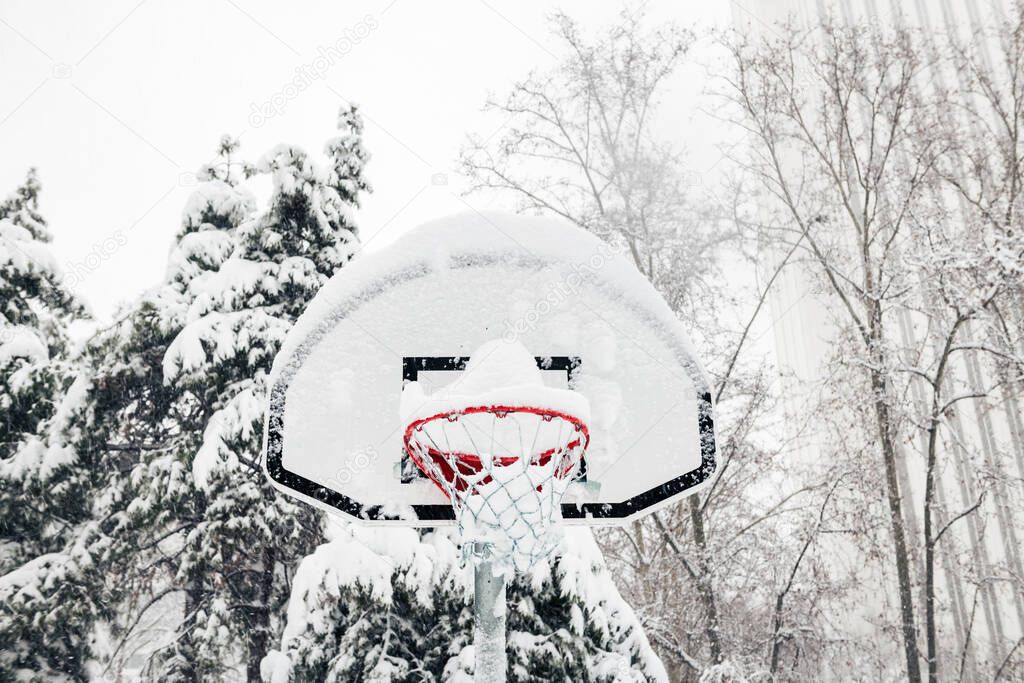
[403,403,589,573]
[265,214,718,683]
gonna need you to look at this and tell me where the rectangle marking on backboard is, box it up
[400,356,586,483]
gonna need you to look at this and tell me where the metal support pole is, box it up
[472,542,507,683]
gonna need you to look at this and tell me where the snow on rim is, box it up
[399,338,592,426]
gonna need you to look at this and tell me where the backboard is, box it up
[263,212,716,525]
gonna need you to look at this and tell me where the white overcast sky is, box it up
[1,0,734,322]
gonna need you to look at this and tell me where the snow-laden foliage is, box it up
[504,530,668,682]
[0,169,86,466]
[263,524,468,683]
[139,114,367,680]
[155,119,366,681]
[265,526,667,682]
[0,170,91,678]
[0,111,371,681]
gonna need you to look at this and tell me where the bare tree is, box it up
[719,15,1024,680]
[942,5,1024,389]
[461,10,719,314]
[716,23,941,680]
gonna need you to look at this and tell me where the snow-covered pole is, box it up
[472,542,507,682]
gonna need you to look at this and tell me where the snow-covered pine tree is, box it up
[265,527,668,682]
[0,170,96,678]
[261,523,472,682]
[161,106,369,681]
[0,168,86,477]
[0,143,254,681]
[0,111,368,680]
[505,530,668,681]
[81,136,263,681]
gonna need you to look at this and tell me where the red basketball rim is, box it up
[403,404,590,495]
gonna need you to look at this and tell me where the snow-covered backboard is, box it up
[263,212,716,525]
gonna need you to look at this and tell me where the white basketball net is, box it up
[404,405,588,573]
